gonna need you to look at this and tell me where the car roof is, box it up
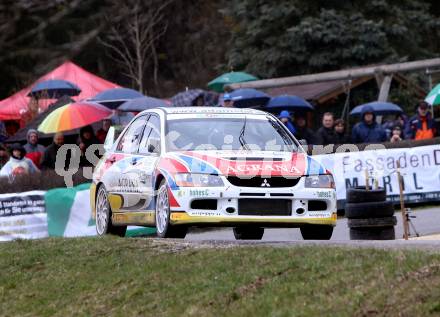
[154,106,268,115]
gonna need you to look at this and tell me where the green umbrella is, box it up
[425,83,440,106]
[207,71,258,92]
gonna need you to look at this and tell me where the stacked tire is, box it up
[345,186,396,240]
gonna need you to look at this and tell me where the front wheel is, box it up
[233,227,264,240]
[300,225,333,240]
[155,180,187,238]
[95,185,127,237]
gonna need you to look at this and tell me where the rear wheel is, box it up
[233,227,264,240]
[300,225,333,240]
[155,180,187,238]
[95,185,127,237]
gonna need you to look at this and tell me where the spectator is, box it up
[78,125,100,167]
[315,112,338,145]
[351,105,387,143]
[0,143,39,179]
[405,101,437,140]
[192,95,204,107]
[0,121,7,143]
[23,129,45,168]
[96,119,112,143]
[334,119,351,144]
[0,144,9,169]
[112,110,135,126]
[223,94,234,107]
[42,132,65,169]
[278,111,296,134]
[383,114,407,139]
[293,114,316,145]
[390,125,403,143]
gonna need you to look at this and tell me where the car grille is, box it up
[226,176,300,188]
[238,199,292,216]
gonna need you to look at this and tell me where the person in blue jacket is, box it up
[278,110,296,135]
[351,105,387,143]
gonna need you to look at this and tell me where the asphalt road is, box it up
[186,206,440,242]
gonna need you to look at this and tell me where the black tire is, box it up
[95,185,127,237]
[155,180,187,239]
[349,227,395,240]
[345,201,394,219]
[233,227,264,240]
[347,216,397,228]
[346,186,386,203]
[300,225,334,240]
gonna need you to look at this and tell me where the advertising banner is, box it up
[0,191,47,241]
[45,184,155,238]
[314,144,440,205]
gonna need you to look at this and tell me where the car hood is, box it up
[159,150,326,177]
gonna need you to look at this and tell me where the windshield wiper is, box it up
[239,116,250,150]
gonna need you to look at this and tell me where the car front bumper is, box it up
[169,178,337,227]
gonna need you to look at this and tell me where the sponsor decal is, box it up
[316,191,332,198]
[176,190,186,197]
[189,211,221,216]
[226,164,301,174]
[189,189,209,197]
[307,212,332,218]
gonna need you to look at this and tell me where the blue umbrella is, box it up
[229,88,270,108]
[266,95,314,113]
[350,101,403,116]
[118,96,169,112]
[28,79,81,99]
[89,88,144,109]
[171,89,219,107]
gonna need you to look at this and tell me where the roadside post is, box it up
[396,161,409,240]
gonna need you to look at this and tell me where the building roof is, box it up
[257,70,427,105]
[263,76,373,104]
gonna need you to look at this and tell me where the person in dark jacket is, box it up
[0,121,7,143]
[382,114,407,140]
[78,125,100,167]
[278,110,296,135]
[405,101,437,140]
[293,114,316,145]
[42,133,66,169]
[389,125,403,143]
[0,143,9,169]
[351,105,387,143]
[315,112,338,145]
[334,119,351,144]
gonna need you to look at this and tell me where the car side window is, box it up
[139,115,161,154]
[116,116,147,153]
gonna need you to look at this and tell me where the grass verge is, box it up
[1,237,440,316]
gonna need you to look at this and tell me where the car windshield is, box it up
[165,115,298,152]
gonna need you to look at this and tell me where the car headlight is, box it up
[304,174,335,188]
[174,173,224,187]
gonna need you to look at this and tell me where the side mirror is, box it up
[148,138,161,154]
[103,126,116,151]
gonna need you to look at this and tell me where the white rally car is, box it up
[91,107,337,240]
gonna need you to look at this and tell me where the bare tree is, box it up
[99,0,172,93]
